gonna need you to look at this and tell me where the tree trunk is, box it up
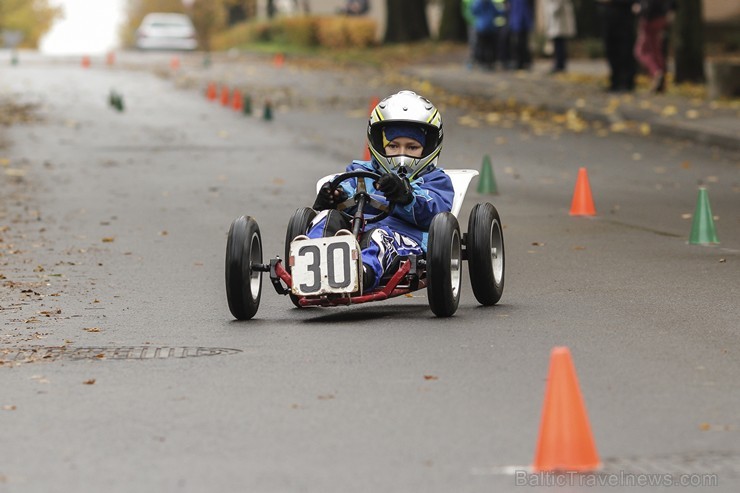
[673,0,705,83]
[384,0,430,43]
[438,0,467,42]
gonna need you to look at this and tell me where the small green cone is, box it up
[11,52,19,66]
[689,187,719,245]
[477,155,498,194]
[243,94,252,116]
[108,90,118,107]
[115,94,125,112]
[203,53,212,68]
[263,101,273,121]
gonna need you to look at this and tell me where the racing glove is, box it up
[313,181,348,211]
[376,173,413,206]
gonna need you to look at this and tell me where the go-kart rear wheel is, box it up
[426,212,462,318]
[225,216,263,320]
[285,207,317,307]
[467,203,505,306]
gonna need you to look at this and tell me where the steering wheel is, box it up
[328,170,394,224]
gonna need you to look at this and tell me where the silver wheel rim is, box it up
[450,230,461,298]
[490,220,503,284]
[249,232,262,298]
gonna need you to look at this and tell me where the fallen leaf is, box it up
[101,237,115,243]
[84,327,101,332]
[83,379,96,385]
[423,375,439,381]
[1,405,16,411]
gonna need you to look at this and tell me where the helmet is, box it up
[367,90,443,180]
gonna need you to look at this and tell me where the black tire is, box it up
[467,203,505,306]
[225,216,263,320]
[426,212,462,318]
[284,207,317,307]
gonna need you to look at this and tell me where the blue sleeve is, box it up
[392,169,454,230]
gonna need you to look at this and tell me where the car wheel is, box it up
[426,212,462,317]
[225,216,262,320]
[285,207,317,307]
[467,203,505,306]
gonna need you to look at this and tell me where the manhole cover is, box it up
[0,346,242,363]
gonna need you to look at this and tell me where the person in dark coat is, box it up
[597,0,638,92]
[508,0,534,70]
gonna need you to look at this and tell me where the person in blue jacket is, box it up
[307,90,454,292]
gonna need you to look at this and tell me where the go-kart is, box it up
[225,169,504,319]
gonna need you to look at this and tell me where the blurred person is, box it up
[462,0,478,68]
[338,0,369,16]
[545,0,576,73]
[597,0,638,92]
[508,0,533,70]
[634,0,671,92]
[472,0,509,70]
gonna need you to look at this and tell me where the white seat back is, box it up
[315,169,478,218]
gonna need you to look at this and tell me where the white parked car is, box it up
[135,13,198,51]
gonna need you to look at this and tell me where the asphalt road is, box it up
[0,51,738,492]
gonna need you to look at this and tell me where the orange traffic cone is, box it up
[367,95,379,117]
[170,56,180,71]
[206,82,217,101]
[362,96,379,161]
[569,167,596,216]
[81,56,91,68]
[273,53,285,68]
[106,51,116,66]
[220,86,230,107]
[533,347,601,472]
[232,89,243,111]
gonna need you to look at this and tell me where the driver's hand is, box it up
[313,181,348,211]
[376,174,413,206]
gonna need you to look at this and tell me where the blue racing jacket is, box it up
[336,160,454,251]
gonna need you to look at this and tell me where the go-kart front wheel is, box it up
[467,203,505,306]
[426,212,462,317]
[285,207,317,307]
[225,216,263,320]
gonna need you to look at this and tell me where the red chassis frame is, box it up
[269,257,427,307]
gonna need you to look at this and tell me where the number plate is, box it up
[290,236,361,296]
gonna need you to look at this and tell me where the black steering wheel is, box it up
[328,170,395,224]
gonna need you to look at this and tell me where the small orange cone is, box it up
[533,347,600,472]
[569,167,596,216]
[232,89,243,111]
[362,96,379,160]
[220,86,230,107]
[273,53,285,68]
[170,56,180,71]
[106,51,116,66]
[206,82,217,101]
[81,56,91,68]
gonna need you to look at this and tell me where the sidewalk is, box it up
[403,58,740,152]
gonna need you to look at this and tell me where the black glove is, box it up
[313,181,348,211]
[376,173,413,205]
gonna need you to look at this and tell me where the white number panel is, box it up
[289,236,361,296]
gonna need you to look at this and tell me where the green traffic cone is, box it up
[203,53,212,68]
[11,51,18,66]
[243,94,252,116]
[263,101,273,121]
[477,155,498,194]
[108,90,117,107]
[689,187,719,245]
[115,94,125,112]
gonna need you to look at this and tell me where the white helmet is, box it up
[367,90,443,180]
